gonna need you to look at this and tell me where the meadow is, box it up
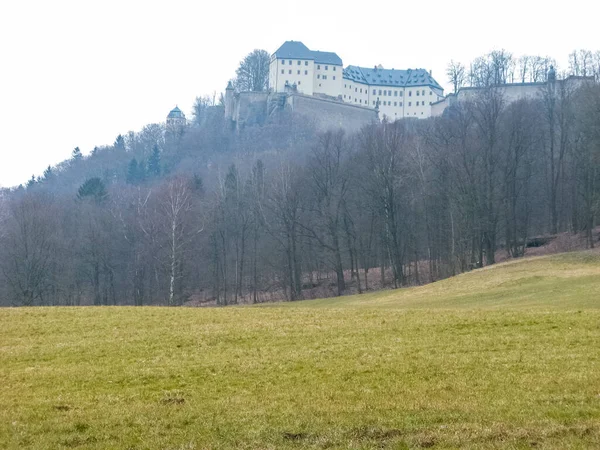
[1,252,599,449]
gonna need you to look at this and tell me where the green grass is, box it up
[1,252,599,449]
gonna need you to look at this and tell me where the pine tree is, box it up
[114,134,126,151]
[26,175,36,188]
[126,158,139,184]
[72,147,83,161]
[77,178,108,204]
[42,166,54,182]
[148,145,161,176]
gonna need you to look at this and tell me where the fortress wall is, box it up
[234,92,269,127]
[287,94,377,132]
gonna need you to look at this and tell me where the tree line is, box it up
[1,57,600,307]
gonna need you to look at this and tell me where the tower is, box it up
[166,106,186,130]
[224,81,235,121]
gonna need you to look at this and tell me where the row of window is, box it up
[279,60,339,72]
[281,60,309,66]
[372,100,430,107]
[317,74,335,80]
[282,69,310,75]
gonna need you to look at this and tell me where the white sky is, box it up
[1,0,598,187]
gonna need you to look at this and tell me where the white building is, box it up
[269,41,444,120]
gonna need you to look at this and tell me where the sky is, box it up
[0,0,598,187]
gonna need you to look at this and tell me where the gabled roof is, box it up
[273,41,314,60]
[311,50,343,66]
[273,41,342,65]
[343,65,442,90]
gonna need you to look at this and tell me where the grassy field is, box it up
[1,252,599,449]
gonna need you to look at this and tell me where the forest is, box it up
[1,50,600,306]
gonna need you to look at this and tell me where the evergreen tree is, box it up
[114,134,126,151]
[26,175,36,188]
[148,145,161,176]
[72,147,83,161]
[42,166,54,182]
[77,178,108,204]
[126,158,139,184]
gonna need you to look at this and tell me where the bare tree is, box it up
[0,192,58,306]
[446,60,466,94]
[235,49,270,92]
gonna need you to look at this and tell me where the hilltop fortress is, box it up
[219,41,594,130]
[225,40,444,131]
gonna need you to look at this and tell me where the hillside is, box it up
[295,250,600,309]
[1,252,599,449]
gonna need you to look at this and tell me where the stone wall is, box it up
[286,93,377,132]
[226,90,378,132]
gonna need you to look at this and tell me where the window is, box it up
[409,91,412,97]
[394,91,398,96]
[378,90,382,95]
[388,90,392,96]
[429,91,432,95]
[345,84,347,88]
[400,91,403,97]
[297,70,300,75]
[400,102,403,107]
[429,102,432,105]
[305,61,308,66]
[372,89,376,95]
[394,101,397,106]
[282,60,285,65]
[281,69,284,74]
[355,99,357,102]
[325,66,329,70]
[360,99,362,103]
[383,90,387,96]
[344,94,346,98]
[289,70,292,74]
[355,87,357,92]
[416,91,420,96]
[333,66,336,71]
[360,88,363,93]
[317,74,321,79]
[333,76,336,80]
[319,83,322,87]
[373,101,376,105]
[298,81,301,85]
[323,75,327,80]
[305,70,308,75]
[409,102,412,106]
[317,65,321,69]
[422,90,425,95]
[298,60,301,66]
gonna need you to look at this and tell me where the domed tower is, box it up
[166,106,186,130]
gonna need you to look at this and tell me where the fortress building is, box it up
[268,41,444,120]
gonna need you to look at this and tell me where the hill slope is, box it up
[296,251,600,309]
[1,251,599,449]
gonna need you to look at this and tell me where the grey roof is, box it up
[343,65,442,90]
[167,106,184,119]
[273,41,342,66]
[311,50,343,66]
